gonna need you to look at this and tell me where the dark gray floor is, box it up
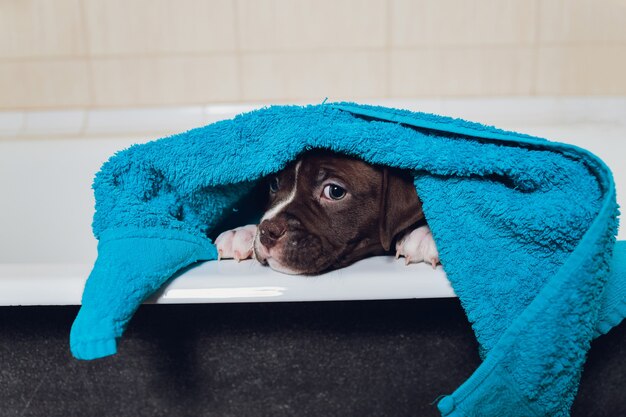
[1,299,624,417]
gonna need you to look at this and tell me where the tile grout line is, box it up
[3,41,626,63]
[385,0,392,98]
[2,98,626,139]
[529,0,541,96]
[77,0,96,136]
[232,0,244,103]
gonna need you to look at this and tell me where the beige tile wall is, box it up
[1,0,625,110]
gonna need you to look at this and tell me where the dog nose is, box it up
[259,219,287,248]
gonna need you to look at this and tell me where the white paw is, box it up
[395,225,440,268]
[214,224,258,261]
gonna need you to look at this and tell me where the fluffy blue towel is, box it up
[71,103,625,416]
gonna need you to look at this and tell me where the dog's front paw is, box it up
[215,224,257,261]
[395,225,440,268]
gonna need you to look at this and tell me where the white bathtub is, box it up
[1,98,624,305]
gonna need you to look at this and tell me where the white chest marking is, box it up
[261,161,302,222]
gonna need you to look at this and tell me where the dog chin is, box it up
[253,242,303,275]
[265,258,302,275]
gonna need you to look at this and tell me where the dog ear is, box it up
[378,168,424,251]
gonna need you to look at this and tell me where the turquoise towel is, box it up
[71,103,626,417]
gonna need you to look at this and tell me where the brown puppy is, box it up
[215,150,439,274]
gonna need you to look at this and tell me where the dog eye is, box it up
[269,177,280,193]
[323,184,346,200]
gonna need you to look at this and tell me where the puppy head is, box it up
[253,150,423,274]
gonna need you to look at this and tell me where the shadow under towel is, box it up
[70,103,626,417]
